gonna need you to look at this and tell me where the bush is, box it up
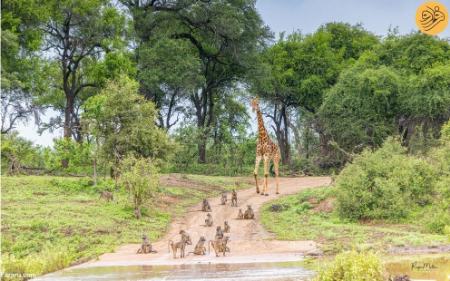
[336,138,436,221]
[314,250,384,281]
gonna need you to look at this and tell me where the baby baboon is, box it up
[209,236,230,257]
[220,193,227,205]
[231,189,238,207]
[168,231,192,259]
[237,209,244,219]
[99,191,113,202]
[136,234,157,254]
[215,226,224,240]
[202,199,212,212]
[244,205,255,219]
[205,213,213,227]
[188,236,207,255]
[224,221,230,233]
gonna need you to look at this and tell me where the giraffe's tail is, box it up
[270,162,275,177]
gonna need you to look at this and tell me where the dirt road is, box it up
[79,176,331,268]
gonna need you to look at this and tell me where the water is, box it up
[34,262,315,281]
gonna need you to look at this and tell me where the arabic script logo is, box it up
[416,1,448,35]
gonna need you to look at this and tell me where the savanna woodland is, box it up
[1,0,449,280]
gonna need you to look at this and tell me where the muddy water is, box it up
[385,256,450,281]
[34,262,315,281]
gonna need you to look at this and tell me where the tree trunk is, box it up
[62,96,74,168]
[198,138,207,163]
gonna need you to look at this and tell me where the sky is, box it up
[14,0,450,147]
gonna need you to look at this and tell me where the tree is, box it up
[37,0,126,145]
[253,24,378,165]
[119,155,159,219]
[1,0,49,134]
[83,75,172,182]
[319,66,401,157]
[123,0,271,163]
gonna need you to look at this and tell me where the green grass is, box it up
[1,174,250,280]
[261,186,448,255]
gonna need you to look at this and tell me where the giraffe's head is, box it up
[251,97,259,112]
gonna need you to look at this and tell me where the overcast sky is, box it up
[15,0,450,147]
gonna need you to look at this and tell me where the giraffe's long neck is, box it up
[256,108,268,141]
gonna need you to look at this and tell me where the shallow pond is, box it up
[33,262,315,281]
[33,256,450,281]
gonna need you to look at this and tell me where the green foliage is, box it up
[43,138,93,174]
[320,66,401,151]
[119,155,160,218]
[83,76,172,164]
[314,250,384,281]
[1,133,43,174]
[336,138,436,220]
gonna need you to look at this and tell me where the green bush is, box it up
[314,250,384,281]
[336,138,436,221]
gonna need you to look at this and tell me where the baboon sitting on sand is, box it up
[224,221,230,233]
[205,213,213,227]
[168,230,192,258]
[244,205,255,219]
[202,199,212,212]
[220,193,227,205]
[136,234,157,254]
[188,236,207,255]
[237,209,244,219]
[215,226,224,240]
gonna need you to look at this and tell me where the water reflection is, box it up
[34,262,315,281]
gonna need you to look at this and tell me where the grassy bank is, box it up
[261,186,449,255]
[1,174,250,280]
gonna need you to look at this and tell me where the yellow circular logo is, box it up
[416,1,448,35]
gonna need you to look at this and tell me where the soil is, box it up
[77,176,332,268]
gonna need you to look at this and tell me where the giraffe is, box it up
[251,97,281,195]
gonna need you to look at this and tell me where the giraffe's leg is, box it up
[274,155,280,194]
[263,155,269,196]
[254,155,262,194]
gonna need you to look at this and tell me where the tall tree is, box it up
[123,0,270,163]
[37,0,126,146]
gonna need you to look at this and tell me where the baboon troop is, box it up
[244,205,255,219]
[136,234,157,254]
[202,199,212,212]
[224,221,230,233]
[220,193,227,205]
[150,190,248,259]
[205,213,213,227]
[209,236,230,257]
[237,209,244,219]
[99,191,113,202]
[189,236,207,256]
[168,230,192,258]
[231,189,238,207]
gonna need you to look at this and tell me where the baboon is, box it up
[215,226,224,240]
[188,236,207,255]
[231,189,238,207]
[168,230,192,258]
[136,234,157,254]
[220,193,227,205]
[237,209,244,219]
[99,191,113,202]
[205,213,213,227]
[244,205,255,219]
[209,236,230,257]
[202,199,212,212]
[224,221,230,233]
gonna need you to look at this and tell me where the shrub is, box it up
[336,138,436,221]
[314,250,384,281]
[119,155,159,219]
